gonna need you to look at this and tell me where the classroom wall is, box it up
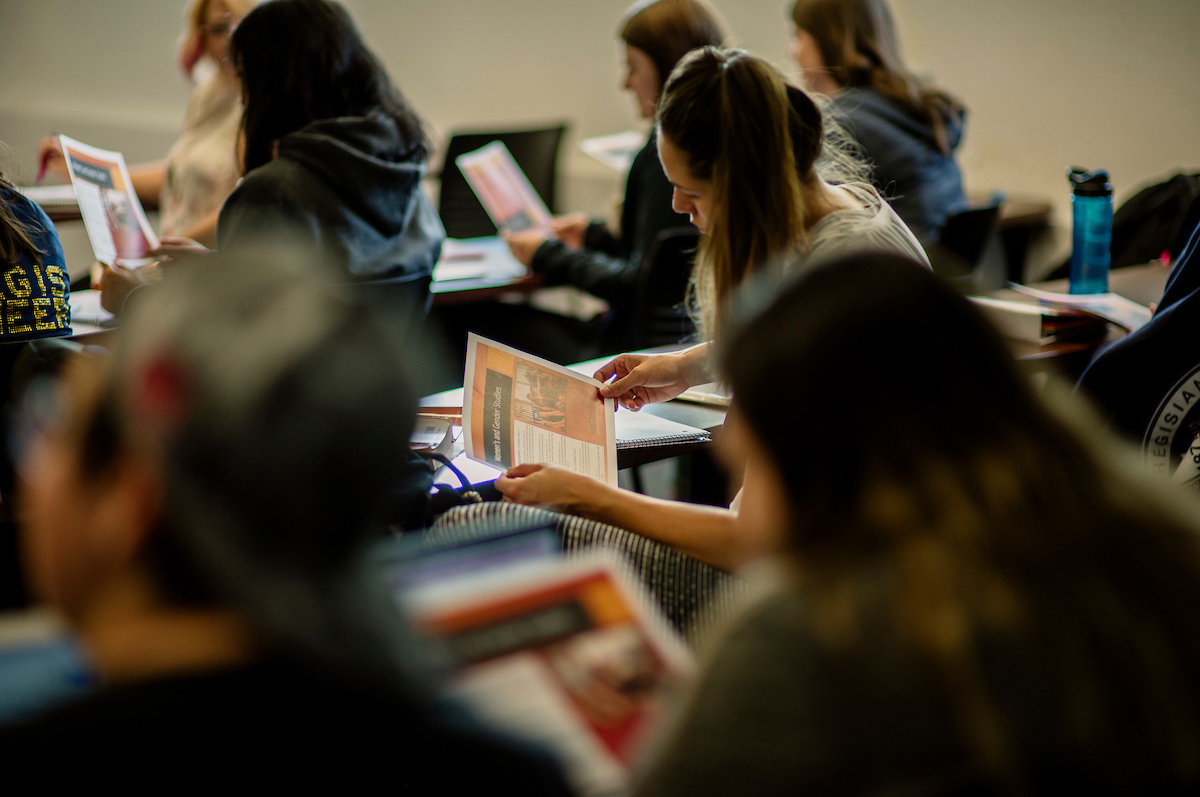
[1,0,1197,275]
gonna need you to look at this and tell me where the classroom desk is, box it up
[430,272,542,306]
[419,346,726,471]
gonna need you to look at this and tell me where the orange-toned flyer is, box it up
[463,333,618,485]
[59,135,159,267]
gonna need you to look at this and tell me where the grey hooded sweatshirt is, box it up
[218,111,445,284]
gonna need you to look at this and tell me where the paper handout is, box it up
[58,135,159,267]
[1007,282,1152,332]
[455,141,552,234]
[463,333,618,485]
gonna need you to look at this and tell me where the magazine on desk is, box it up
[58,135,158,267]
[455,141,552,234]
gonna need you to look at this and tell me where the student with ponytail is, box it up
[789,0,968,241]
[491,47,926,570]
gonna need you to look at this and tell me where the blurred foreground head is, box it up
[22,248,420,680]
[720,252,1200,787]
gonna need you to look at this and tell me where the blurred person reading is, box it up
[38,0,255,247]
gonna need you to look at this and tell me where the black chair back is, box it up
[629,226,699,350]
[927,197,1007,293]
[436,124,568,239]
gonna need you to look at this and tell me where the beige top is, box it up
[159,66,243,237]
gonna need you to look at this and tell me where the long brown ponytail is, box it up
[0,178,44,266]
[657,47,825,339]
[791,0,965,156]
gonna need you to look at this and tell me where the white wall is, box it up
[1,0,1198,273]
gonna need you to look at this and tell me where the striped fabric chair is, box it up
[428,502,746,639]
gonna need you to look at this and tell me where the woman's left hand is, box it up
[495,463,607,513]
[502,229,548,268]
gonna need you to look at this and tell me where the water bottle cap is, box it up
[1067,166,1112,197]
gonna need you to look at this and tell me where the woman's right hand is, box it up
[550,212,590,251]
[36,136,69,183]
[593,345,711,410]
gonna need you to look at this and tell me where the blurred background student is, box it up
[635,253,1200,795]
[789,0,968,242]
[37,0,254,247]
[104,0,446,345]
[0,250,569,791]
[500,0,723,357]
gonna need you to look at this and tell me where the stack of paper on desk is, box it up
[433,237,527,283]
[15,185,79,217]
[1005,282,1153,332]
[970,296,1109,345]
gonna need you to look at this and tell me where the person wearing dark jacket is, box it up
[502,0,723,354]
[789,0,967,241]
[142,0,444,314]
[1077,220,1200,485]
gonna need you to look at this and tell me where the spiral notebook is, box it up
[614,410,710,450]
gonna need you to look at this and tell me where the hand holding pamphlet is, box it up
[455,141,552,234]
[57,135,159,267]
[464,333,619,485]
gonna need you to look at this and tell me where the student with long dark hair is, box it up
[789,0,968,241]
[502,0,724,354]
[0,251,569,790]
[636,253,1200,794]
[494,49,926,569]
[146,0,444,324]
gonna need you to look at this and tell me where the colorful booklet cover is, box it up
[463,333,618,486]
[400,549,693,795]
[455,141,552,234]
[58,135,159,267]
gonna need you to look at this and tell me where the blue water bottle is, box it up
[1068,167,1113,294]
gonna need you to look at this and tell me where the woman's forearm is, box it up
[128,161,167,209]
[581,484,743,570]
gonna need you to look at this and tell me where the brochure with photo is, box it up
[401,550,693,795]
[58,135,159,267]
[455,141,552,234]
[463,333,618,486]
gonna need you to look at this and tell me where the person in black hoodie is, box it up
[789,0,967,242]
[1078,220,1200,486]
[136,0,444,328]
[498,0,723,356]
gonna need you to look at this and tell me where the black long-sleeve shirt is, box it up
[530,130,693,351]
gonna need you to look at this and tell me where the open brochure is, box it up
[455,141,551,234]
[464,333,618,485]
[397,548,693,796]
[58,135,158,267]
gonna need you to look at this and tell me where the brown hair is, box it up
[723,253,1200,788]
[657,47,825,339]
[0,178,44,266]
[620,0,725,94]
[791,0,964,156]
